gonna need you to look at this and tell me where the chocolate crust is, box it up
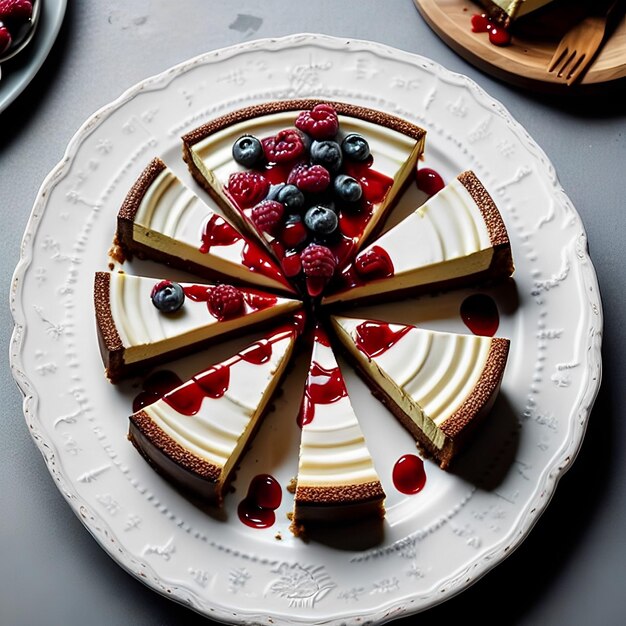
[116,157,167,254]
[128,412,223,504]
[93,272,123,377]
[295,481,385,504]
[331,334,509,470]
[181,99,426,147]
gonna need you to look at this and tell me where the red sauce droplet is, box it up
[163,365,230,416]
[133,370,183,412]
[393,454,426,494]
[241,339,273,365]
[460,293,500,336]
[298,361,348,427]
[238,474,282,528]
[200,214,241,252]
[416,167,445,196]
[355,320,412,359]
[243,290,277,311]
[489,26,511,46]
[471,13,491,32]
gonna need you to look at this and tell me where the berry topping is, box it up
[250,199,285,236]
[300,243,336,278]
[354,246,394,278]
[304,205,338,236]
[309,140,343,173]
[416,167,444,196]
[0,24,11,53]
[295,103,339,140]
[341,133,370,162]
[333,174,363,203]
[232,135,264,168]
[0,0,32,25]
[227,171,270,209]
[262,129,306,164]
[208,284,244,320]
[151,281,185,313]
[281,251,302,277]
[281,216,308,247]
[291,164,331,194]
[276,183,305,213]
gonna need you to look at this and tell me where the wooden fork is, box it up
[547,0,625,86]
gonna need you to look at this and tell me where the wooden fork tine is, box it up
[566,54,589,84]
[548,40,570,73]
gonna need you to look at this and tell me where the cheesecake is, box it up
[115,157,294,294]
[291,326,385,533]
[474,0,555,26]
[128,320,301,505]
[94,271,301,383]
[182,100,426,296]
[330,315,510,468]
[323,171,514,307]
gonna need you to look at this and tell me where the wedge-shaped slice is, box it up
[323,171,514,307]
[182,99,426,289]
[331,315,510,468]
[128,321,301,505]
[115,157,294,294]
[291,327,385,534]
[94,271,301,382]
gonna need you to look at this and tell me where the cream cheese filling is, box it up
[331,316,493,450]
[141,334,295,478]
[107,272,300,365]
[297,340,380,488]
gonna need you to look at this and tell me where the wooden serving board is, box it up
[414,0,626,92]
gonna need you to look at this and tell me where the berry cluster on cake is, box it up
[96,99,514,534]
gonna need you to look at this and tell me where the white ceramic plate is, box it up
[10,34,602,624]
[0,0,67,113]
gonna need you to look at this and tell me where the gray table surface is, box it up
[1,1,625,624]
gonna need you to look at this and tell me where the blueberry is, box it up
[341,133,370,162]
[276,184,306,212]
[151,281,185,313]
[232,135,264,168]
[285,212,303,226]
[304,205,339,236]
[309,140,343,172]
[266,183,285,201]
[333,174,363,203]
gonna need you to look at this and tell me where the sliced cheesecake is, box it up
[182,100,426,295]
[128,321,301,505]
[323,171,514,307]
[330,315,510,469]
[94,271,301,382]
[475,0,555,26]
[291,326,385,533]
[115,157,294,294]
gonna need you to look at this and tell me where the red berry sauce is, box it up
[460,293,500,337]
[200,213,290,289]
[416,167,445,196]
[354,319,412,359]
[182,284,277,319]
[238,474,282,528]
[470,13,511,46]
[133,370,183,412]
[392,454,426,494]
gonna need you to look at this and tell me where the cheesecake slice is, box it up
[291,326,385,533]
[94,271,301,383]
[330,315,510,469]
[323,171,514,307]
[475,0,555,26]
[115,158,294,294]
[128,320,301,505]
[182,100,426,295]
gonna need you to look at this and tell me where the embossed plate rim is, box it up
[9,33,603,624]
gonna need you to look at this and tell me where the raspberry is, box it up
[291,164,330,193]
[0,24,11,53]
[300,244,336,278]
[295,103,339,140]
[250,199,285,236]
[208,284,244,320]
[0,0,32,25]
[262,129,306,164]
[354,246,394,278]
[226,171,270,209]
